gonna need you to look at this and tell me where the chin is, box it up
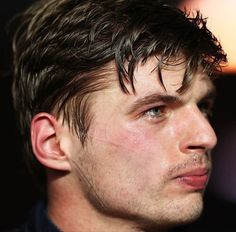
[171,194,204,225]
[150,193,205,226]
[136,205,203,231]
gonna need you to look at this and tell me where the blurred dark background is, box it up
[1,0,236,231]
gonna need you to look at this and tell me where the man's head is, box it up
[12,0,226,230]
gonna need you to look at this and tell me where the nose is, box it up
[178,105,217,155]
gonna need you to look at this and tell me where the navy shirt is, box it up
[9,201,60,232]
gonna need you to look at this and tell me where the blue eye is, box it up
[144,106,165,118]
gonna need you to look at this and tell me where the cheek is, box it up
[86,121,181,204]
[88,121,163,177]
[89,112,184,176]
[104,122,171,171]
[89,116,181,169]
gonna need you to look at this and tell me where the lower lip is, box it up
[176,174,209,190]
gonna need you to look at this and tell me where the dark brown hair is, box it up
[12,0,227,190]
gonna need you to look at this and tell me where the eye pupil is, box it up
[146,107,162,117]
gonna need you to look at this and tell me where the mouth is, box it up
[174,168,210,191]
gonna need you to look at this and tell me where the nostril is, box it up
[188,146,205,150]
[187,146,207,155]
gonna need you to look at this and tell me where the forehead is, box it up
[93,57,213,113]
[133,57,185,94]
[88,57,214,125]
[123,56,212,98]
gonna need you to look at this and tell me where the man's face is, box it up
[70,57,217,226]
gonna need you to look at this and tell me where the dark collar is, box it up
[13,200,61,232]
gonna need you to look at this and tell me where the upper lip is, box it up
[176,167,210,178]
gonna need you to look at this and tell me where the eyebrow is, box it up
[126,85,216,115]
[126,93,183,115]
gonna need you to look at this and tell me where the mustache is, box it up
[167,152,212,178]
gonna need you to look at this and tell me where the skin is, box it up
[32,56,217,232]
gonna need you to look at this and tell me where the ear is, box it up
[31,113,71,171]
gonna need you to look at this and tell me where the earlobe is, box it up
[31,113,71,171]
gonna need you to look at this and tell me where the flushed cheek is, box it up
[89,116,181,177]
[103,123,174,175]
[107,128,179,201]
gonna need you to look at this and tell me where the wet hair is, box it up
[12,0,227,191]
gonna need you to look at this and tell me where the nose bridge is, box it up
[178,105,217,153]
